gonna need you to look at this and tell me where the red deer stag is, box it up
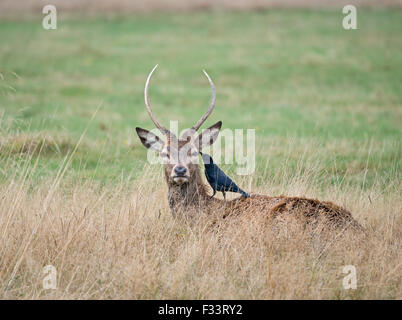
[135,65,362,231]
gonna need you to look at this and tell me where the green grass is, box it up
[0,9,401,188]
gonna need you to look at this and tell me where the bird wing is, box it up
[216,172,230,187]
[215,167,237,189]
[221,168,246,193]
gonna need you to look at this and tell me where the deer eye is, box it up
[188,150,198,157]
[160,152,169,159]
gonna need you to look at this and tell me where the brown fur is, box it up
[165,162,363,231]
[137,129,362,231]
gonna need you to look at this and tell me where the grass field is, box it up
[0,9,401,299]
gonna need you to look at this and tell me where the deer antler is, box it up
[145,66,215,137]
[191,69,216,131]
[144,64,171,136]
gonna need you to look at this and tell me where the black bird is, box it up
[200,152,249,199]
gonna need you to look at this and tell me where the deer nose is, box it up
[174,166,187,176]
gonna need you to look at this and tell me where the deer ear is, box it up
[195,121,222,151]
[136,127,164,152]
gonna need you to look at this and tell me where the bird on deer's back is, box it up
[200,152,249,199]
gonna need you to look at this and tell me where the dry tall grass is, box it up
[0,135,400,299]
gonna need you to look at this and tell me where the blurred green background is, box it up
[0,7,401,190]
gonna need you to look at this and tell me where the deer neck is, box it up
[165,166,210,217]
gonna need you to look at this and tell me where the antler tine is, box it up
[192,69,216,131]
[144,64,170,135]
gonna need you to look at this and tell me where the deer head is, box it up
[136,65,222,188]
